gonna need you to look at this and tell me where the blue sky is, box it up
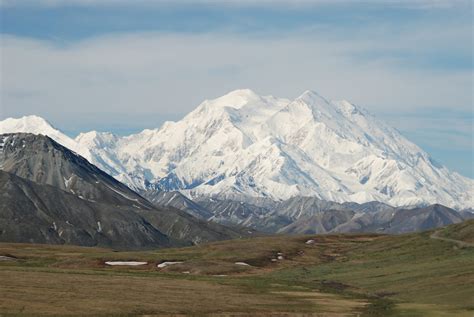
[0,0,472,177]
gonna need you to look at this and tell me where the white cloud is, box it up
[1,27,471,121]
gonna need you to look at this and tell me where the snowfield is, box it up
[0,89,472,209]
[105,261,147,266]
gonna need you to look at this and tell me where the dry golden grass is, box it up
[0,269,366,316]
[0,221,473,316]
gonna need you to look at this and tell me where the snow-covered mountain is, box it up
[1,89,472,208]
[0,115,92,160]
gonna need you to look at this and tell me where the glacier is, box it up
[1,89,472,209]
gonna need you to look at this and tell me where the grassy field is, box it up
[0,220,473,316]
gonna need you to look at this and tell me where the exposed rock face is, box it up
[0,133,246,249]
[0,170,170,248]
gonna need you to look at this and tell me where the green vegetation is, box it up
[0,221,473,316]
[436,219,474,244]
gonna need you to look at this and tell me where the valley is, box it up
[1,221,473,316]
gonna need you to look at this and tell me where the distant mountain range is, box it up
[1,89,471,209]
[146,191,472,234]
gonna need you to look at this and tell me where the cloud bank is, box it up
[2,27,471,117]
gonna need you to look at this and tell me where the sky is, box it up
[0,0,473,177]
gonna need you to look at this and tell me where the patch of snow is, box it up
[97,221,102,233]
[0,255,16,261]
[305,239,315,245]
[105,261,147,266]
[0,136,7,149]
[63,175,74,188]
[103,183,143,205]
[234,262,251,266]
[157,261,183,268]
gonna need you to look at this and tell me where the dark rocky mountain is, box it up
[0,170,170,248]
[459,209,474,220]
[0,133,246,248]
[278,204,465,235]
[0,133,151,209]
[382,204,465,234]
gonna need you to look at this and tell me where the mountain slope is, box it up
[0,170,171,248]
[141,190,213,220]
[0,133,246,248]
[1,89,472,209]
[331,204,466,234]
[0,133,151,209]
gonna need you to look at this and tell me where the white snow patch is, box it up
[234,262,251,266]
[157,261,183,268]
[0,255,16,261]
[105,261,147,266]
[0,136,7,149]
[103,183,144,206]
[63,175,74,188]
[305,239,315,245]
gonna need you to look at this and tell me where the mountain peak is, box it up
[297,90,331,106]
[0,115,55,134]
[1,88,471,209]
[75,131,118,148]
[206,89,261,109]
[0,115,93,163]
[224,88,259,98]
